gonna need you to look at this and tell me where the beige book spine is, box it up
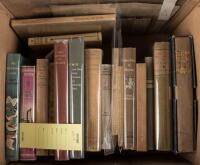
[36,59,49,156]
[85,49,102,151]
[154,42,172,151]
[28,32,102,47]
[136,63,147,151]
[122,48,136,150]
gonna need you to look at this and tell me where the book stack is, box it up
[4,12,197,162]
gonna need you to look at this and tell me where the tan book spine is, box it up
[154,42,172,151]
[136,63,147,151]
[28,32,102,47]
[111,48,124,147]
[122,48,136,150]
[85,49,102,151]
[36,59,49,156]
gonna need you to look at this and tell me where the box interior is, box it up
[0,1,200,165]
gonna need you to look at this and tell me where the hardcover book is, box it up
[153,42,172,151]
[111,48,124,147]
[54,40,69,160]
[5,53,24,161]
[101,64,112,150]
[122,48,136,150]
[136,63,147,151]
[69,38,84,158]
[85,49,102,151]
[171,36,196,152]
[28,32,102,48]
[36,59,49,156]
[145,57,154,150]
[20,66,36,160]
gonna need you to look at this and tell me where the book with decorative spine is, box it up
[101,64,112,150]
[122,48,136,150]
[85,49,102,151]
[111,48,124,148]
[5,53,24,161]
[171,36,196,152]
[20,66,36,160]
[136,63,147,151]
[69,38,84,158]
[145,57,154,150]
[36,59,49,156]
[54,40,69,160]
[153,42,172,151]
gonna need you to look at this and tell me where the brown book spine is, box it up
[54,40,69,160]
[85,49,102,151]
[173,36,194,152]
[36,59,49,156]
[154,42,172,151]
[111,48,124,147]
[136,63,147,151]
[122,48,136,150]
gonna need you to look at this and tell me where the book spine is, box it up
[85,49,102,151]
[136,63,147,151]
[145,57,154,150]
[5,54,22,161]
[154,42,172,151]
[54,40,69,160]
[69,38,84,159]
[20,66,36,160]
[101,64,112,150]
[122,48,136,150]
[111,48,124,147]
[173,36,194,152]
[36,59,49,156]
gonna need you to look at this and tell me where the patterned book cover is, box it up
[20,66,36,160]
[54,40,69,160]
[36,59,49,156]
[171,36,196,152]
[69,38,84,159]
[5,53,24,161]
[85,49,102,151]
[153,42,172,151]
[145,57,154,150]
[101,64,112,150]
[122,48,136,150]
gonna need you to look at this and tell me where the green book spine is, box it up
[69,38,84,159]
[5,53,24,161]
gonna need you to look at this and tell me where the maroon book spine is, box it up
[54,40,69,160]
[20,66,36,160]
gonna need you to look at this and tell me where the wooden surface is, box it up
[175,2,200,165]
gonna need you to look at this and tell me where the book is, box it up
[20,66,36,160]
[69,38,84,159]
[171,36,196,152]
[101,64,112,150]
[28,32,102,48]
[111,48,124,147]
[122,48,136,150]
[153,42,172,151]
[36,59,49,156]
[54,40,69,160]
[85,49,102,151]
[145,57,154,150]
[5,54,24,161]
[11,14,116,39]
[136,63,147,151]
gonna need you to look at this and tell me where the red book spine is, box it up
[20,66,36,160]
[54,40,69,160]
